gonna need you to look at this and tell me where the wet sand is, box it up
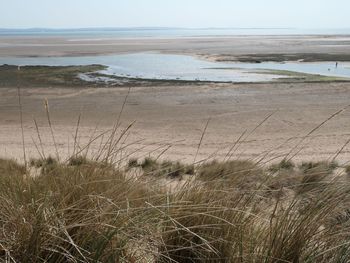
[1,35,350,164]
[1,35,350,58]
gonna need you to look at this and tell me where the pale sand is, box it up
[1,82,350,164]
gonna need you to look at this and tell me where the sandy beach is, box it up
[1,82,350,164]
[1,35,350,164]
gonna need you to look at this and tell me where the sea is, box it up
[1,28,350,38]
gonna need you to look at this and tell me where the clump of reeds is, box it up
[268,159,295,173]
[0,156,166,262]
[297,161,338,194]
[139,157,194,178]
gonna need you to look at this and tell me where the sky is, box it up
[1,0,349,29]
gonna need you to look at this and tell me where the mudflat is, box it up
[1,35,350,58]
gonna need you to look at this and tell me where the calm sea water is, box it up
[1,28,350,38]
[1,53,350,82]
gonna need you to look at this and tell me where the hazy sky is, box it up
[1,0,349,29]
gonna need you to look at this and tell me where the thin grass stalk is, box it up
[105,87,131,162]
[331,137,350,163]
[17,66,27,170]
[194,118,211,164]
[73,113,81,158]
[44,99,60,161]
[286,106,349,161]
[33,117,46,159]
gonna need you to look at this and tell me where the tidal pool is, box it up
[1,53,350,82]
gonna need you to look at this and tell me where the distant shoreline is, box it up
[1,35,350,59]
[1,27,350,38]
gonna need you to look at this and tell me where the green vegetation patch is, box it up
[0,64,218,88]
[230,53,350,63]
[0,158,26,177]
[0,64,107,87]
[137,157,194,178]
[256,69,350,82]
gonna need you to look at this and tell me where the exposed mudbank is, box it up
[1,64,349,90]
[0,65,216,88]
[210,53,350,63]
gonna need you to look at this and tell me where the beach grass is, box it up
[1,153,350,262]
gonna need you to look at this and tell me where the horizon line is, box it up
[0,26,326,31]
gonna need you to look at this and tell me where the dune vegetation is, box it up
[1,148,350,263]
